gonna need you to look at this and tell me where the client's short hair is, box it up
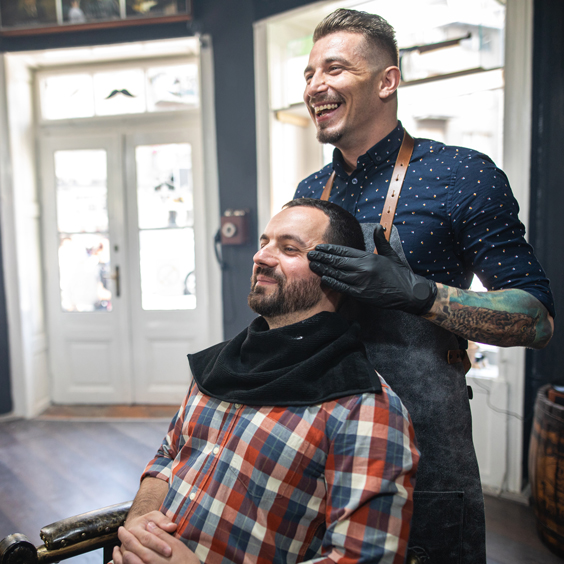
[283,198,366,251]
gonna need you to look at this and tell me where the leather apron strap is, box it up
[319,172,335,201]
[320,130,414,244]
[380,131,414,240]
[318,131,470,373]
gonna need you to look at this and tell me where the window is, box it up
[38,62,199,120]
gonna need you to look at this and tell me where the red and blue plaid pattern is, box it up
[143,375,419,564]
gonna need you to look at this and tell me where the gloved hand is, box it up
[307,224,437,315]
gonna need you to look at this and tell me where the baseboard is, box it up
[483,483,531,505]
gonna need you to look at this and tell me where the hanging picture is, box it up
[125,0,187,18]
[0,0,57,28]
[61,0,120,23]
[0,0,191,32]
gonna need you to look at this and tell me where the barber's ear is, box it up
[379,66,401,99]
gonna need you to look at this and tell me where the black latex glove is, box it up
[308,224,437,315]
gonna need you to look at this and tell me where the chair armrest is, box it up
[39,501,132,550]
[0,501,132,564]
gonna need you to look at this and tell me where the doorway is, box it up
[0,38,222,411]
[41,124,216,404]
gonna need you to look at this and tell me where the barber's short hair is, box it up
[314,8,398,67]
[283,198,365,252]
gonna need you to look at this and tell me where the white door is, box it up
[41,126,221,404]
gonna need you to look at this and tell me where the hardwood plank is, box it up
[4,418,562,564]
[484,495,563,564]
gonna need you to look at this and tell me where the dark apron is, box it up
[344,223,485,564]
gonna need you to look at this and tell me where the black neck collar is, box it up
[189,312,381,407]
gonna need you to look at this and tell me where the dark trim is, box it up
[0,218,12,415]
[523,0,564,481]
[0,15,190,38]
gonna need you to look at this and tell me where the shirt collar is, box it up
[332,121,405,178]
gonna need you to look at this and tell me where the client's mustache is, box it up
[251,266,285,288]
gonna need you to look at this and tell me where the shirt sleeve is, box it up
[141,384,194,484]
[303,378,419,564]
[448,153,554,317]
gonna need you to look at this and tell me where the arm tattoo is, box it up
[422,284,553,348]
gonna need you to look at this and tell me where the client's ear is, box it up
[323,285,343,312]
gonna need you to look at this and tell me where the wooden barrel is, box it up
[529,384,564,557]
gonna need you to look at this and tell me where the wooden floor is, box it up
[0,416,562,564]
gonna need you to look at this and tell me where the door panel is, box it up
[42,125,219,405]
[41,134,132,403]
[125,129,214,403]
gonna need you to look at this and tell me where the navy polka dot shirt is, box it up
[295,122,555,317]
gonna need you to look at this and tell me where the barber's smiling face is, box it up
[303,31,383,149]
[249,206,329,317]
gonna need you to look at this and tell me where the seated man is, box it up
[112,199,419,564]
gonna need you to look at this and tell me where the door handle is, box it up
[104,266,121,297]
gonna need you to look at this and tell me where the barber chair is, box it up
[1,502,429,564]
[0,501,132,564]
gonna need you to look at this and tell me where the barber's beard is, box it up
[310,96,345,145]
[248,267,324,318]
[317,127,343,145]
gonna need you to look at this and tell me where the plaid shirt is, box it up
[142,375,419,564]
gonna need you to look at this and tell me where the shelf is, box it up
[0,1,191,37]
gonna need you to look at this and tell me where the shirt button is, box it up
[213,446,220,455]
[234,403,241,409]
[352,178,358,184]
[376,156,382,161]
[189,491,196,501]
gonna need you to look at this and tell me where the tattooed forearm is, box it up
[422,284,553,348]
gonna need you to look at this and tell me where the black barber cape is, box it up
[188,311,381,407]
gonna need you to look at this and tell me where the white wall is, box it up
[0,54,50,417]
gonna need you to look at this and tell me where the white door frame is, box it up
[0,35,222,417]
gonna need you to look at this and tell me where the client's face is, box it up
[248,206,328,318]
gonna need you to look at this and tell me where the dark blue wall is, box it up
[0,219,11,415]
[523,0,564,478]
[195,0,314,338]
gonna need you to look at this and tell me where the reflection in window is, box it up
[59,234,112,312]
[136,143,196,310]
[62,0,120,24]
[139,229,196,311]
[0,0,58,28]
[147,64,199,111]
[39,63,199,120]
[40,74,95,120]
[126,0,187,17]
[55,150,112,312]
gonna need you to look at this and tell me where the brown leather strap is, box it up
[320,171,335,201]
[380,131,414,241]
[447,349,472,374]
[319,130,415,244]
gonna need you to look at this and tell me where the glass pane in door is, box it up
[135,143,196,310]
[55,149,112,312]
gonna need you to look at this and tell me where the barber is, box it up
[295,9,554,564]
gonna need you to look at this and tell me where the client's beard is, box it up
[248,266,324,318]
